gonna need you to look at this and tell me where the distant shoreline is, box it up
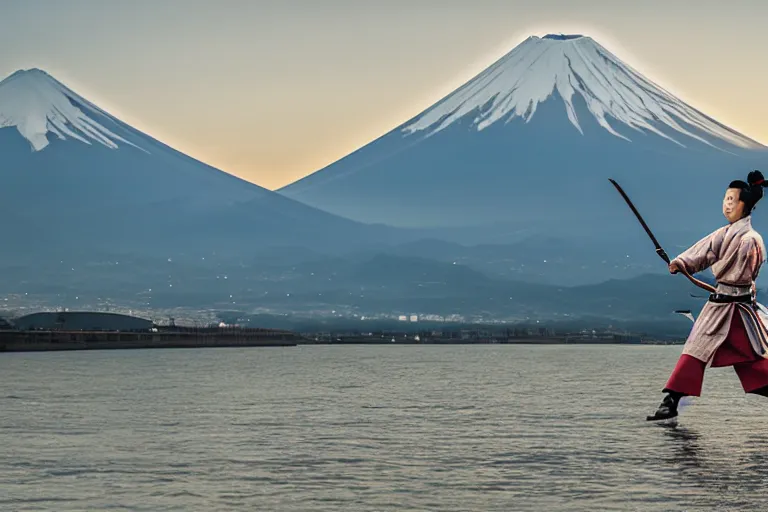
[302,337,684,346]
[0,330,684,353]
[0,328,300,352]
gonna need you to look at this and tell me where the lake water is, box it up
[2,344,767,511]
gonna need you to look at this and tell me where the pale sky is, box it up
[0,0,766,189]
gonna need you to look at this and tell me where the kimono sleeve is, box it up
[739,236,764,281]
[672,230,719,274]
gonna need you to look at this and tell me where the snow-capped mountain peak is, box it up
[0,68,142,152]
[402,34,763,150]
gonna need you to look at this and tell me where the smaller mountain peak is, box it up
[0,66,142,152]
[4,67,52,81]
[18,67,48,74]
[1,68,62,91]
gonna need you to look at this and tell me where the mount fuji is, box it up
[0,68,407,264]
[279,34,768,246]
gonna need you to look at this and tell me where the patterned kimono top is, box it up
[673,215,768,362]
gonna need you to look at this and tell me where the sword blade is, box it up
[608,178,670,263]
[609,178,716,294]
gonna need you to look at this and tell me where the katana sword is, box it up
[608,178,716,294]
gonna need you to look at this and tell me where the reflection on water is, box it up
[662,423,704,468]
[1,344,767,511]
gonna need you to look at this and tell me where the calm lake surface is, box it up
[2,344,767,511]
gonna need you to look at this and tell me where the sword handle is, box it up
[658,247,716,292]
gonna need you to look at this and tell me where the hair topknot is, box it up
[729,169,768,216]
[748,170,767,188]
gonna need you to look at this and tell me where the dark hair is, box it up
[729,170,768,216]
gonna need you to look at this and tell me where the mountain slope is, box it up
[278,34,768,240]
[0,68,409,260]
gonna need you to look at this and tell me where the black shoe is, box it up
[646,393,681,421]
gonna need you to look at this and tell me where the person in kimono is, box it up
[647,170,768,421]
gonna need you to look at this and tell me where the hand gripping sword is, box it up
[608,178,716,294]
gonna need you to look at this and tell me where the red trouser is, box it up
[664,311,768,396]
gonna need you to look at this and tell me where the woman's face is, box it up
[723,187,745,223]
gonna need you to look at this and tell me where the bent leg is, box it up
[733,358,768,394]
[717,309,768,395]
[648,355,705,421]
[663,354,706,397]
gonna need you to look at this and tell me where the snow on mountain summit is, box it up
[0,68,142,152]
[277,32,767,233]
[402,34,763,150]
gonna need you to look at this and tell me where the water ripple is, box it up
[1,345,767,510]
